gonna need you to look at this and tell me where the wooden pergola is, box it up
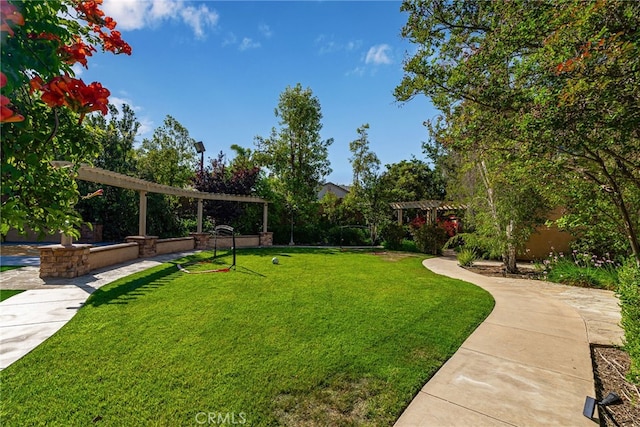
[389,200,467,225]
[52,161,269,237]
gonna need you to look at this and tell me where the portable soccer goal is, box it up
[212,224,236,271]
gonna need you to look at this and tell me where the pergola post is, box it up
[397,209,403,225]
[138,190,147,236]
[263,202,268,233]
[197,198,203,233]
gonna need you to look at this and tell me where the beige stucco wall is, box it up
[520,208,573,261]
[210,235,260,249]
[89,243,139,270]
[156,237,195,255]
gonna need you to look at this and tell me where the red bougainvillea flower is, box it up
[0,0,24,36]
[29,75,110,123]
[28,32,60,41]
[73,0,105,25]
[1,94,24,122]
[0,72,24,123]
[60,37,97,68]
[93,26,132,55]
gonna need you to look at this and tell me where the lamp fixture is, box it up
[193,141,205,154]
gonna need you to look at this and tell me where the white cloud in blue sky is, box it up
[239,37,261,51]
[316,35,362,55]
[102,0,219,39]
[365,44,393,65]
[259,24,273,39]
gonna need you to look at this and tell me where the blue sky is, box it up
[81,0,439,185]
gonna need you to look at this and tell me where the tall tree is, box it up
[136,115,197,187]
[255,83,333,244]
[77,103,140,240]
[380,158,445,202]
[396,0,640,266]
[1,0,131,238]
[192,150,261,232]
[348,124,387,242]
[136,115,197,237]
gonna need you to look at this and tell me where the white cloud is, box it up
[222,32,237,47]
[259,24,272,38]
[239,37,261,51]
[345,66,365,77]
[365,44,392,65]
[316,34,362,55]
[102,0,219,39]
[180,4,219,39]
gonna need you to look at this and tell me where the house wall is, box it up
[520,208,573,261]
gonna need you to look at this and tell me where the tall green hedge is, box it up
[617,259,640,385]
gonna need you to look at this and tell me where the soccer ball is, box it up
[272,257,279,265]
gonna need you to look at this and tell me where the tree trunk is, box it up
[504,220,518,274]
[289,212,295,246]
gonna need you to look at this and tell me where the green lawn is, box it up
[0,290,24,302]
[0,266,23,273]
[0,248,494,426]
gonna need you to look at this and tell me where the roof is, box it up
[52,161,268,203]
[389,200,467,211]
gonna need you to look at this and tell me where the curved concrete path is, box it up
[395,257,623,427]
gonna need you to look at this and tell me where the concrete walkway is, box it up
[0,251,197,370]
[395,256,623,427]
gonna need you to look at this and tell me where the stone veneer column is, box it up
[39,244,91,278]
[125,235,158,257]
[259,232,273,247]
[190,232,210,250]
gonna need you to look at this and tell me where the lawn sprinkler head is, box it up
[272,257,279,265]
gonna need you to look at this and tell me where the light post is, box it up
[193,141,205,176]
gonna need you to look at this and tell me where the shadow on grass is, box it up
[86,263,181,307]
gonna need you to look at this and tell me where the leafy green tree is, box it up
[77,103,140,240]
[137,115,197,187]
[380,158,445,202]
[348,124,387,243]
[255,83,333,244]
[1,0,131,238]
[192,150,261,232]
[135,115,197,237]
[396,0,640,267]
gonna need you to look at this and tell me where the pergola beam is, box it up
[390,200,467,225]
[53,161,269,237]
[53,161,267,203]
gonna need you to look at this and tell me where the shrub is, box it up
[412,223,448,255]
[327,226,369,246]
[541,251,619,290]
[381,223,406,250]
[457,249,477,267]
[444,233,502,260]
[400,239,418,253]
[617,259,640,385]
